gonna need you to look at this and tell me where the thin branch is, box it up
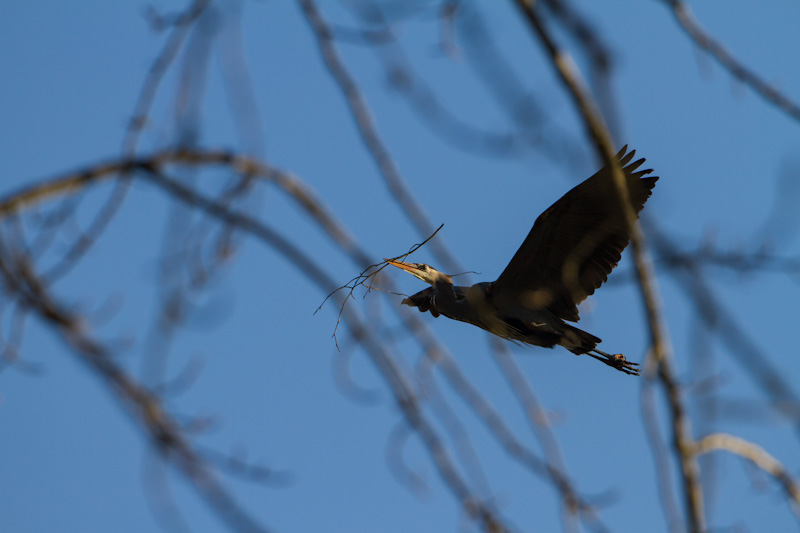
[648,225,800,437]
[0,246,270,533]
[416,356,497,507]
[399,315,606,530]
[196,446,293,487]
[540,0,619,135]
[386,422,429,493]
[662,0,800,124]
[315,224,444,348]
[296,0,462,275]
[127,0,211,153]
[693,432,800,522]
[640,362,684,532]
[491,339,591,533]
[39,0,211,284]
[335,13,531,158]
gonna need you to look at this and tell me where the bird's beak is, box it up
[384,258,418,274]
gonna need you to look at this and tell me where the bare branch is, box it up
[491,339,602,533]
[694,432,800,522]
[662,0,800,124]
[0,244,270,533]
[297,0,462,274]
[648,225,800,437]
[38,0,212,286]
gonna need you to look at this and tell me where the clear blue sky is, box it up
[2,1,799,532]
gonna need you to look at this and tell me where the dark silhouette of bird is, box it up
[386,146,657,375]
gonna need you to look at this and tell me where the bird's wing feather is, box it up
[402,286,469,319]
[401,287,440,317]
[491,146,658,322]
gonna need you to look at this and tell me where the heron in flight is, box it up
[386,147,657,375]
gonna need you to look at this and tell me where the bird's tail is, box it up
[560,325,602,355]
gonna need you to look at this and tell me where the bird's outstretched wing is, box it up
[491,146,658,322]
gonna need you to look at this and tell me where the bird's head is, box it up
[384,259,452,287]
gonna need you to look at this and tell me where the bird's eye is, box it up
[418,264,427,271]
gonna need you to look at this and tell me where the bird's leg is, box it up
[587,349,641,376]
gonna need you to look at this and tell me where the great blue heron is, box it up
[386,146,658,375]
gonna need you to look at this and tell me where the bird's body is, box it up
[401,280,599,351]
[386,146,658,375]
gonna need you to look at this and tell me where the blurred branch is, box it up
[491,339,595,533]
[336,6,537,158]
[0,297,37,373]
[3,149,514,531]
[257,152,614,528]
[297,0,462,275]
[0,244,270,533]
[662,0,800,124]
[386,422,428,493]
[511,1,704,531]
[693,433,800,522]
[416,356,496,505]
[197,446,293,487]
[640,371,684,532]
[35,0,210,287]
[215,4,266,157]
[453,2,583,165]
[541,0,611,74]
[649,226,800,435]
[540,0,619,134]
[660,247,800,276]
[128,0,211,153]
[436,342,605,532]
[126,0,220,398]
[138,166,513,532]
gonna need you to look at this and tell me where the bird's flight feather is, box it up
[491,146,658,322]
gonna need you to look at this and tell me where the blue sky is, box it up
[2,1,800,532]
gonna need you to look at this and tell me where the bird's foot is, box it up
[587,350,641,376]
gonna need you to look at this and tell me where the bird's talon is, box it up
[609,354,641,376]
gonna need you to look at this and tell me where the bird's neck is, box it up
[433,279,455,297]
